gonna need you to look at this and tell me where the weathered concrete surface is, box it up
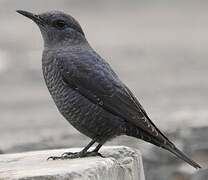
[0,146,145,180]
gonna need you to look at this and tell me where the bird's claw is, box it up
[47,151,104,160]
[61,152,76,157]
[47,156,63,160]
[47,152,81,160]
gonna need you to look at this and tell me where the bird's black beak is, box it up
[16,10,44,25]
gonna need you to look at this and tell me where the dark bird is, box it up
[16,10,201,169]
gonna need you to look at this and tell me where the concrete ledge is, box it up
[0,146,145,180]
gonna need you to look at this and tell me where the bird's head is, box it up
[17,10,86,48]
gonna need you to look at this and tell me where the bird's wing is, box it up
[57,51,168,141]
[56,50,201,169]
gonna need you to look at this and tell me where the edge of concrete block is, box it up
[0,146,145,180]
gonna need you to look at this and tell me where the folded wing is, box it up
[57,51,168,143]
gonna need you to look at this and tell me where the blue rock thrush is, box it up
[16,10,201,168]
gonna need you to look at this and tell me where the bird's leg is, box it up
[61,142,104,158]
[47,139,96,160]
[84,143,104,157]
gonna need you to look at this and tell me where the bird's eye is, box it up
[53,20,66,29]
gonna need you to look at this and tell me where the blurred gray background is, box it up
[0,0,208,179]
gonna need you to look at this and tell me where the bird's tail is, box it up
[126,125,201,169]
[164,144,201,169]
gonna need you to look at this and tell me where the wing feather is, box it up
[57,51,167,142]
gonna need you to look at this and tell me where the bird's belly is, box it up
[43,70,123,141]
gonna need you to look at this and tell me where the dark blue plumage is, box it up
[17,10,201,168]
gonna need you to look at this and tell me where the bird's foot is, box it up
[47,150,104,160]
[47,152,82,160]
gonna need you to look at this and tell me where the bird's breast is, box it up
[42,61,70,111]
[42,60,99,124]
[41,58,123,140]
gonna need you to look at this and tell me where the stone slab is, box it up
[0,146,145,180]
